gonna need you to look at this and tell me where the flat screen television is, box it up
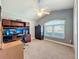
[16,28,27,34]
[16,28,23,34]
[3,29,15,36]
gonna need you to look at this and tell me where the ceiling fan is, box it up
[35,0,50,17]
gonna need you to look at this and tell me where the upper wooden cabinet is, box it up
[2,19,26,27]
[2,19,11,26]
[11,21,24,27]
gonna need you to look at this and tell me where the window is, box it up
[44,20,65,39]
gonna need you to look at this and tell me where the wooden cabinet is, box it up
[2,19,30,27]
[2,19,31,43]
[11,22,24,27]
[2,19,26,27]
[2,19,11,26]
[0,41,24,59]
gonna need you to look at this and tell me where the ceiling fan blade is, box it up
[43,11,50,14]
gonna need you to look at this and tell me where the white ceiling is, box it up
[1,0,74,20]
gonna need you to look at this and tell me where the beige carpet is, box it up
[24,39,75,59]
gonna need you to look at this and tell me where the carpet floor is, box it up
[24,39,75,59]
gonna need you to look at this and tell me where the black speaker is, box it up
[35,25,44,40]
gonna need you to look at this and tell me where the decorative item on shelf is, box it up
[16,19,22,21]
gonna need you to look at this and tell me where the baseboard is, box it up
[45,39,74,48]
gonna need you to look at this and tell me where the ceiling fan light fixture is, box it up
[36,10,50,17]
[35,0,50,17]
[37,12,43,17]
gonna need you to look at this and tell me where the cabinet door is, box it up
[0,44,24,59]
[2,20,11,26]
[6,45,24,59]
[17,22,24,26]
[12,22,24,27]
